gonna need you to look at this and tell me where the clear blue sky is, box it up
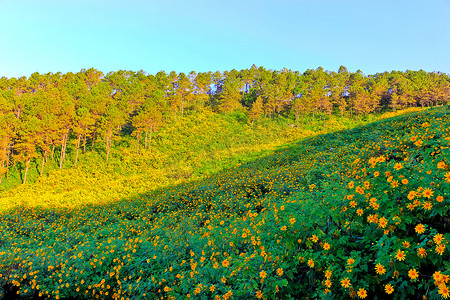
[0,0,449,78]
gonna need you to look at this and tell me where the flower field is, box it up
[0,107,449,299]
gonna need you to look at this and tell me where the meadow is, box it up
[0,106,449,299]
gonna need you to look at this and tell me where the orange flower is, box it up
[422,201,432,210]
[445,172,450,183]
[417,247,427,258]
[406,203,415,211]
[357,288,368,299]
[222,259,230,267]
[385,284,394,294]
[378,217,388,228]
[422,188,434,198]
[375,263,386,275]
[347,258,355,265]
[259,270,267,279]
[395,249,406,261]
[401,178,409,185]
[356,208,364,216]
[276,268,283,276]
[436,195,444,202]
[323,242,331,250]
[308,259,314,268]
[348,181,355,189]
[433,233,444,244]
[437,161,447,169]
[311,235,319,243]
[356,186,365,194]
[391,180,399,188]
[408,269,419,280]
[438,284,449,299]
[415,224,426,234]
[436,244,446,255]
[394,163,403,170]
[407,191,417,200]
[341,277,351,288]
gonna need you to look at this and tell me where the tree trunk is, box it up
[83,133,87,153]
[91,131,96,150]
[59,133,68,169]
[105,131,112,162]
[144,131,148,149]
[74,133,81,167]
[23,158,30,184]
[51,144,55,161]
[136,133,140,154]
[148,128,153,148]
[40,151,47,176]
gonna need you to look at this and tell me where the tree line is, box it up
[0,65,449,184]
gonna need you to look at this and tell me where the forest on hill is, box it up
[1,65,449,186]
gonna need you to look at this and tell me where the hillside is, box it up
[0,107,449,299]
[0,109,375,212]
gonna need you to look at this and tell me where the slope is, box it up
[0,107,449,299]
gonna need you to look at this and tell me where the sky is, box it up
[0,0,449,78]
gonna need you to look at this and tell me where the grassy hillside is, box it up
[0,109,380,212]
[0,107,449,299]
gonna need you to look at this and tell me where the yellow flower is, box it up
[437,161,447,169]
[375,263,386,275]
[434,233,444,244]
[436,244,446,255]
[341,277,351,288]
[259,270,267,279]
[385,284,394,294]
[394,163,403,170]
[422,201,432,210]
[323,242,330,250]
[407,190,416,200]
[395,249,406,261]
[222,259,229,267]
[276,268,283,276]
[415,224,426,234]
[357,288,368,299]
[378,217,388,228]
[417,247,427,258]
[422,188,434,198]
[438,284,449,299]
[445,172,450,183]
[408,269,419,280]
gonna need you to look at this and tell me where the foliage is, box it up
[0,106,449,299]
